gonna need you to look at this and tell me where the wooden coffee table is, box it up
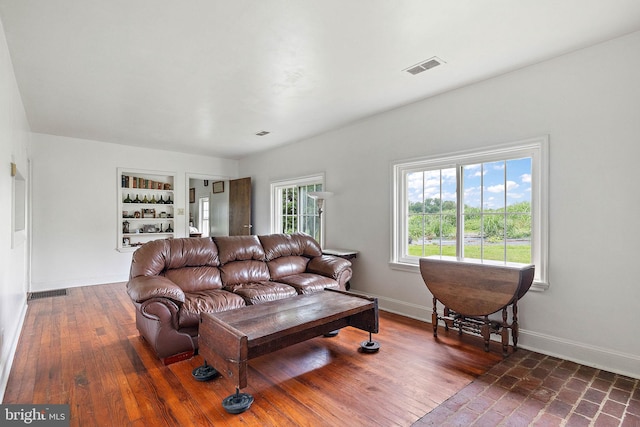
[197,289,379,413]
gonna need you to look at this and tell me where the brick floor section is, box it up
[413,349,640,426]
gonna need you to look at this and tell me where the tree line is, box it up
[408,199,531,243]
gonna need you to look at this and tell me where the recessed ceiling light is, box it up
[255,131,270,136]
[403,56,445,75]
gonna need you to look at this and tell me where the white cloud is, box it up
[521,173,531,183]
[487,181,519,193]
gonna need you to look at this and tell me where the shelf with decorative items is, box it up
[117,168,176,252]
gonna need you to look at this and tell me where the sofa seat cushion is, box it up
[179,289,246,328]
[277,273,339,294]
[224,282,297,305]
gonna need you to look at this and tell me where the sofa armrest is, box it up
[306,255,351,280]
[127,275,186,304]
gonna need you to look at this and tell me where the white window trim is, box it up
[390,136,549,291]
[270,173,326,245]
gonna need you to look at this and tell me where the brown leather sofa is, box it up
[126,232,352,364]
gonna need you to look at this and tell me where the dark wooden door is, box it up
[228,177,252,235]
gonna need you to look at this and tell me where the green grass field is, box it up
[408,244,531,264]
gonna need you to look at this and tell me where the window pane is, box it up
[463,164,482,210]
[408,213,424,246]
[482,213,505,262]
[407,171,424,214]
[484,161,505,212]
[506,158,532,263]
[506,213,532,263]
[406,168,456,258]
[281,187,297,234]
[461,158,533,263]
[506,158,532,207]
[462,163,480,260]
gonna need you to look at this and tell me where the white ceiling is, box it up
[2,1,640,159]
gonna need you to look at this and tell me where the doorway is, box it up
[186,175,252,237]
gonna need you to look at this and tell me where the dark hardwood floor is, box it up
[3,282,503,426]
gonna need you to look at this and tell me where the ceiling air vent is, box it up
[404,57,445,75]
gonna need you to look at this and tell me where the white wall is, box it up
[240,31,640,378]
[0,15,30,399]
[29,134,238,290]
[209,182,229,237]
[188,178,230,236]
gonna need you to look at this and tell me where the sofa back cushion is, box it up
[259,233,302,260]
[129,237,223,292]
[165,237,220,269]
[259,232,323,260]
[130,238,170,278]
[220,260,270,286]
[292,232,323,257]
[214,235,266,264]
[165,266,223,293]
[267,255,309,280]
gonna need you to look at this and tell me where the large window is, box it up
[271,174,325,244]
[392,137,549,289]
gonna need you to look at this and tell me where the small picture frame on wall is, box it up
[212,181,224,194]
[189,188,195,203]
[204,180,209,187]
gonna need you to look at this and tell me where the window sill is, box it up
[388,261,549,291]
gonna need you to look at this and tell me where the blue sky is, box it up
[407,157,532,210]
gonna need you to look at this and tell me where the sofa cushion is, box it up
[130,237,220,278]
[179,289,246,328]
[259,233,302,260]
[267,255,309,280]
[130,238,170,277]
[214,235,265,264]
[224,282,297,305]
[220,260,270,285]
[166,237,220,269]
[277,273,339,294]
[164,266,223,293]
[291,232,323,257]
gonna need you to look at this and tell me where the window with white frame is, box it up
[271,174,325,244]
[391,137,549,289]
[199,197,210,237]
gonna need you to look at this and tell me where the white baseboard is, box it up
[0,300,28,402]
[352,289,640,380]
[29,275,128,292]
[518,330,640,379]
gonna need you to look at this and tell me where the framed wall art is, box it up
[212,181,224,194]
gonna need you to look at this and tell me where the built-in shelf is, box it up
[117,168,176,252]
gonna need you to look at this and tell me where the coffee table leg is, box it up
[222,387,254,414]
[360,331,380,353]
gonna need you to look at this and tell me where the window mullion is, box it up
[503,160,508,262]
[456,165,463,259]
[480,163,484,260]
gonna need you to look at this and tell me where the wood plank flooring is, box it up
[3,282,503,426]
